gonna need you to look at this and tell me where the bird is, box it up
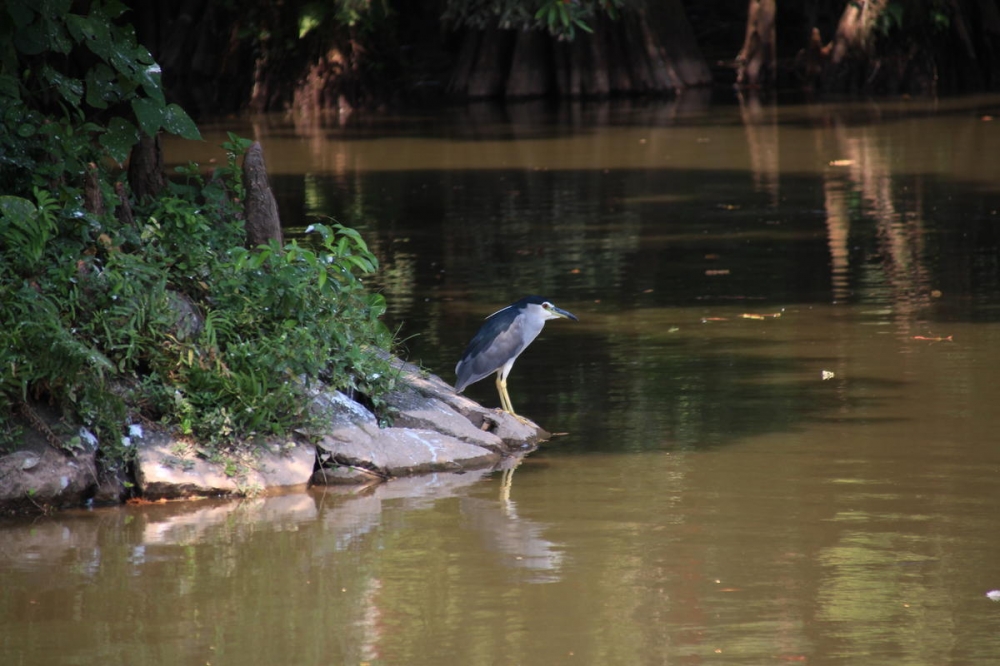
[455,296,578,420]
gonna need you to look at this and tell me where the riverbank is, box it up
[0,356,547,515]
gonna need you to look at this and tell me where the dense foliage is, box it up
[442,0,625,39]
[0,0,395,467]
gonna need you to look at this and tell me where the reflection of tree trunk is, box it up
[737,90,780,204]
[823,178,851,303]
[735,0,777,87]
[823,113,930,319]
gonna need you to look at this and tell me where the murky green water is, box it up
[5,93,1000,665]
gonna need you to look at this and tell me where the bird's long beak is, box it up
[552,306,578,321]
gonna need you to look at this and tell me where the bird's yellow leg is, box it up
[497,375,531,424]
[496,373,514,414]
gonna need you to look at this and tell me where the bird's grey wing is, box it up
[455,315,528,391]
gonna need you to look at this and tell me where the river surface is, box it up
[5,93,1000,665]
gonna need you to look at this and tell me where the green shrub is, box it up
[0,1,396,464]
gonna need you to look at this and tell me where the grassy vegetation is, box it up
[0,1,396,478]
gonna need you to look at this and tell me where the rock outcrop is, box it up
[0,357,549,511]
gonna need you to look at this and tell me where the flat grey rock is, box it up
[0,447,97,511]
[316,426,500,476]
[136,431,316,500]
[387,385,507,452]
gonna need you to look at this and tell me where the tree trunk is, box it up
[578,17,611,96]
[450,3,707,99]
[646,0,713,88]
[467,27,515,98]
[83,163,105,217]
[127,134,165,202]
[447,29,482,96]
[827,0,883,67]
[791,0,1000,95]
[735,0,777,87]
[242,142,283,249]
[506,30,553,98]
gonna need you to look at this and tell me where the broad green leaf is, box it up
[162,103,201,140]
[85,63,117,108]
[41,65,83,106]
[131,97,165,136]
[14,22,47,55]
[65,13,97,43]
[0,74,20,99]
[0,195,38,220]
[134,47,165,104]
[99,116,139,163]
[80,13,113,60]
[41,0,73,18]
[45,16,73,53]
[6,0,35,29]
[103,0,129,19]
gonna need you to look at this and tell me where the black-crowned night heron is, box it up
[455,296,578,419]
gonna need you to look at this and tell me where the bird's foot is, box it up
[502,409,534,427]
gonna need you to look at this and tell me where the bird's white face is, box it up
[538,301,562,321]
[537,301,577,321]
